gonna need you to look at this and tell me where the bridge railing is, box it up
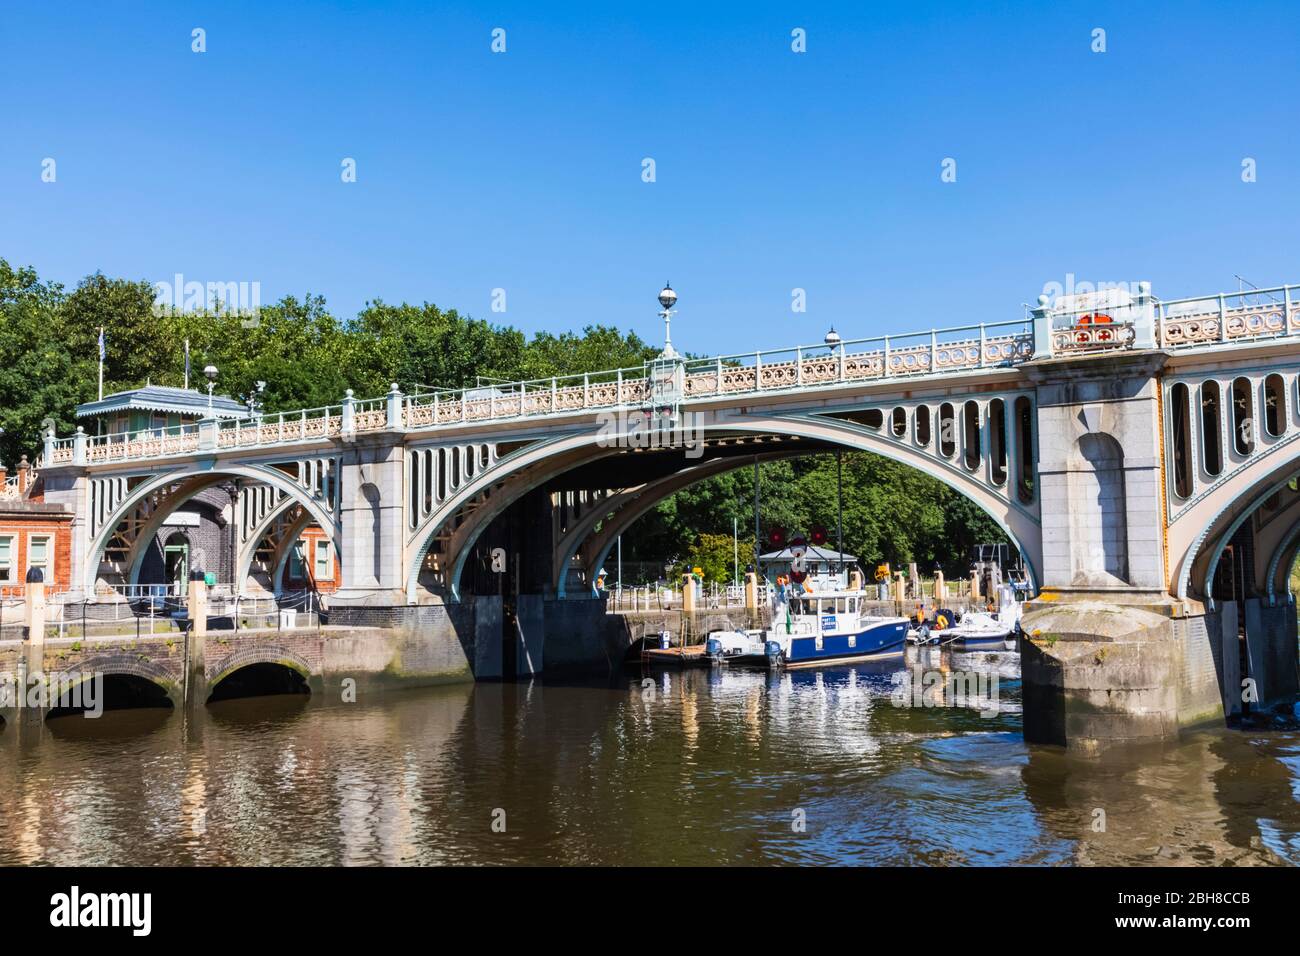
[403,366,655,428]
[679,319,1033,395]
[218,403,346,449]
[40,422,204,465]
[1157,284,1300,348]
[401,318,1034,425]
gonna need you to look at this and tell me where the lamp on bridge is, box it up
[244,380,267,419]
[203,364,219,417]
[824,326,842,349]
[657,282,678,359]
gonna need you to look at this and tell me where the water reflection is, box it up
[0,648,1297,866]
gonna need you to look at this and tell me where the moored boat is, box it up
[922,587,1024,650]
[706,588,909,669]
[942,611,1016,649]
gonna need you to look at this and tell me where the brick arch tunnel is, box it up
[37,648,317,720]
[45,656,179,719]
[206,647,315,703]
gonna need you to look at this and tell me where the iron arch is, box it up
[84,463,338,595]
[407,414,1042,602]
[1265,514,1300,604]
[1169,436,1300,600]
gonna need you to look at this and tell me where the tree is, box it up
[675,532,754,584]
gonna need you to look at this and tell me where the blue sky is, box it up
[3,0,1298,356]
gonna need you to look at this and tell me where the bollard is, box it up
[23,567,46,658]
[970,569,981,601]
[935,570,947,602]
[893,571,906,605]
[187,571,208,639]
[183,569,208,712]
[743,571,759,613]
[681,573,697,615]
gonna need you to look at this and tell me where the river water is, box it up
[2,646,1299,866]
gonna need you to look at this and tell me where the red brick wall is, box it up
[0,515,73,598]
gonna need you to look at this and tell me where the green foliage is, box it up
[675,532,755,584]
[619,454,1009,577]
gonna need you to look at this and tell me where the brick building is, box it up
[0,456,73,598]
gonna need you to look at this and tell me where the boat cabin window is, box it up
[835,597,846,613]
[847,597,856,613]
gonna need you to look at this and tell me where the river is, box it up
[2,647,1299,866]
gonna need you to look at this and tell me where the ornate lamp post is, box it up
[657,282,678,359]
[244,380,267,419]
[204,364,219,417]
[223,480,240,596]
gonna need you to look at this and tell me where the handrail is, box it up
[1156,283,1294,308]
[1156,283,1299,349]
[0,474,23,500]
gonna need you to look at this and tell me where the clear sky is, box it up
[3,0,1298,356]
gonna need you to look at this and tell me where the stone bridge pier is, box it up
[1016,307,1300,751]
[1018,348,1195,751]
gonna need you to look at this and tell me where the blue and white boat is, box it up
[912,586,1023,650]
[706,588,909,669]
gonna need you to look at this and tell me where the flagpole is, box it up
[184,339,190,390]
[97,326,104,401]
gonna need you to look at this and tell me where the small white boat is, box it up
[706,588,909,669]
[916,587,1023,649]
[940,611,1017,649]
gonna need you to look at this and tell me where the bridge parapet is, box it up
[1031,281,1300,360]
[1035,281,1156,357]
[1156,283,1300,348]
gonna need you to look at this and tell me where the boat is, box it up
[913,587,1023,650]
[906,606,957,644]
[706,588,909,669]
[940,610,1017,650]
[705,627,768,662]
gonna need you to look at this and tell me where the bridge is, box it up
[26,280,1300,750]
